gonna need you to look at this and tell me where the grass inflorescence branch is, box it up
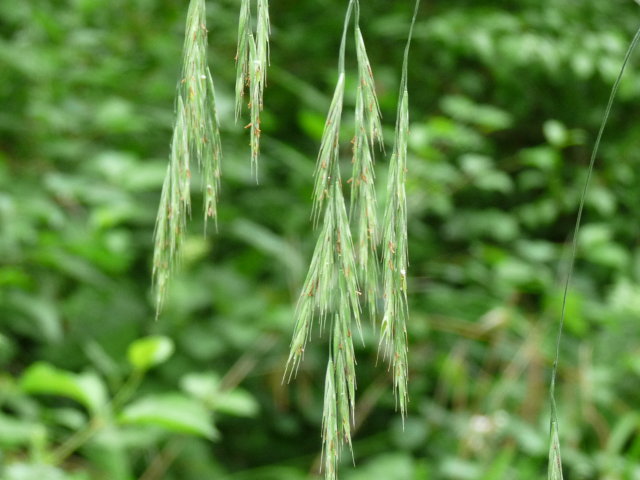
[378,0,420,423]
[235,0,271,180]
[153,0,222,316]
[349,2,383,322]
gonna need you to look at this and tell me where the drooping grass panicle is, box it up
[234,0,271,179]
[285,2,364,478]
[379,0,420,422]
[546,23,640,480]
[153,100,191,314]
[153,0,222,316]
[349,4,383,321]
[179,0,222,195]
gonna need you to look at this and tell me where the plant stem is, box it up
[50,417,104,466]
[548,22,640,480]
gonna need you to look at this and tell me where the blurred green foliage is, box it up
[2,0,640,479]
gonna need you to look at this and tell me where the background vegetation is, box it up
[2,0,640,478]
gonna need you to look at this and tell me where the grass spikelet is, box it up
[548,414,563,480]
[248,33,262,176]
[153,0,222,316]
[285,194,337,379]
[203,68,222,228]
[235,0,270,179]
[354,23,382,149]
[256,0,270,97]
[350,6,383,321]
[379,0,420,421]
[321,358,339,480]
[322,310,358,477]
[312,74,345,226]
[234,0,251,122]
[153,100,190,315]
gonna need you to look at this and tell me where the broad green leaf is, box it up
[440,95,513,132]
[127,336,174,371]
[543,119,568,147]
[3,464,71,480]
[20,363,107,414]
[119,393,217,439]
[214,389,259,417]
[181,372,259,417]
[345,453,416,480]
[0,413,46,447]
[180,371,221,400]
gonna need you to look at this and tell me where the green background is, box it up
[2,0,640,478]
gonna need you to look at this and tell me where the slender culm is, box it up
[235,0,271,179]
[153,0,222,316]
[546,23,640,480]
[379,0,420,421]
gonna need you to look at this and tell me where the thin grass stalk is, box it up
[153,0,222,316]
[235,0,270,179]
[379,0,420,422]
[350,2,383,322]
[546,24,640,480]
